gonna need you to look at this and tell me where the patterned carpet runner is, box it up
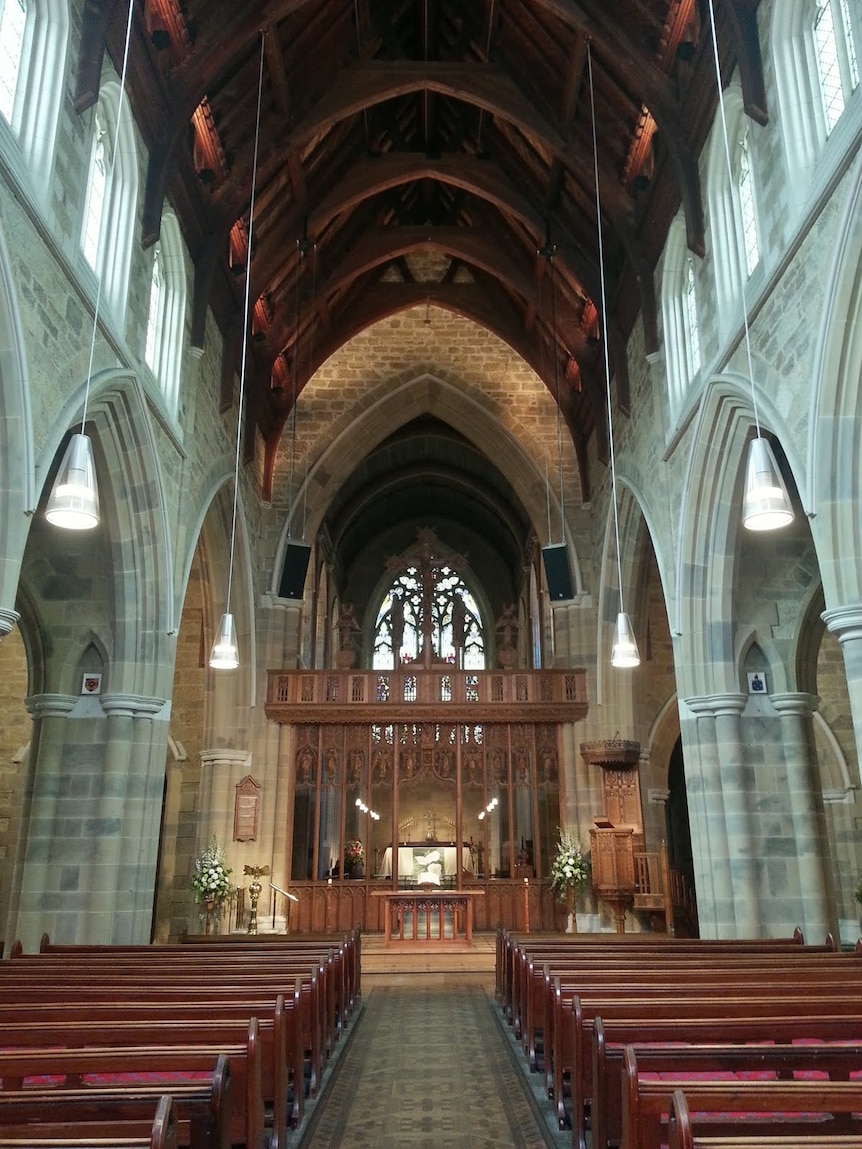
[296,986,564,1148]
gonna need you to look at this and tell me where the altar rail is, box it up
[265,668,588,723]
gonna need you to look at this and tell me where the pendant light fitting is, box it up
[587,42,640,670]
[209,33,266,670]
[706,0,794,533]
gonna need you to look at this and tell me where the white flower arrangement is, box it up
[549,827,589,903]
[191,838,233,903]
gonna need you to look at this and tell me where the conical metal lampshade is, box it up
[209,612,239,669]
[742,436,794,531]
[611,611,640,668]
[45,432,100,530]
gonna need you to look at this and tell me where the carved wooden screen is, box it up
[288,721,561,885]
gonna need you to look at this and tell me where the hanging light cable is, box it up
[706,0,794,532]
[45,0,137,530]
[210,32,266,670]
[587,42,640,669]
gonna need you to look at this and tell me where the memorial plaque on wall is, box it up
[234,775,260,842]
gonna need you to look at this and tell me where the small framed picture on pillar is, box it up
[747,672,767,694]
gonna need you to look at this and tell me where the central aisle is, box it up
[296,985,564,1148]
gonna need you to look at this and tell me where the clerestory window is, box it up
[80,83,139,319]
[144,211,187,416]
[0,0,68,198]
[813,0,859,134]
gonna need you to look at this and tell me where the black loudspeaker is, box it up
[542,544,574,601]
[278,541,312,600]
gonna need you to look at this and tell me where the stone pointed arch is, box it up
[594,478,661,711]
[271,370,584,601]
[37,370,175,699]
[673,377,801,698]
[179,468,257,721]
[808,151,862,605]
[0,215,35,633]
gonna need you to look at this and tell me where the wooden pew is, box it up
[668,1088,862,1149]
[0,1020,265,1149]
[623,1057,862,1149]
[0,956,325,1106]
[0,1061,222,1149]
[0,1093,177,1149]
[539,960,862,1119]
[525,954,862,1088]
[593,1038,862,1149]
[12,941,343,1060]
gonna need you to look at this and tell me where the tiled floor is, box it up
[295,985,567,1148]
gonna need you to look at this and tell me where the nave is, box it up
[296,983,565,1149]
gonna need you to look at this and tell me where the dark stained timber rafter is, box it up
[80,0,761,507]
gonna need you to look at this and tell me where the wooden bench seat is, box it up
[592,1038,862,1149]
[0,1021,266,1149]
[629,1068,862,1149]
[0,1093,176,1149]
[668,1088,862,1149]
[0,1058,226,1149]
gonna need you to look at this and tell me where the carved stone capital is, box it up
[685,693,747,717]
[25,693,76,719]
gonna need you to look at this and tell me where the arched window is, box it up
[814,0,859,133]
[737,127,760,278]
[144,211,187,415]
[0,0,26,124]
[80,81,138,318]
[706,84,762,324]
[0,0,68,198]
[661,215,702,414]
[373,566,485,670]
[773,0,860,213]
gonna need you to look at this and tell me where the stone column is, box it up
[684,696,745,937]
[10,694,76,952]
[770,691,835,942]
[112,696,168,937]
[199,749,250,850]
[822,606,862,780]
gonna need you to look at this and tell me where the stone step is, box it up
[361,930,496,978]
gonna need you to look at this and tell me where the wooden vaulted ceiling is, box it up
[78,0,765,501]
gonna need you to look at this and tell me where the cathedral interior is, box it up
[0,0,861,951]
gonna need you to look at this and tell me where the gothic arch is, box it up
[32,370,174,698]
[673,377,801,697]
[808,149,862,604]
[271,369,585,600]
[178,470,257,724]
[0,216,35,630]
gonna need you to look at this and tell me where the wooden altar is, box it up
[372,888,486,946]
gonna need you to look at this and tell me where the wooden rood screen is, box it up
[265,668,588,934]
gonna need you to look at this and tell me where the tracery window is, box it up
[683,257,701,377]
[661,215,702,415]
[82,113,107,272]
[706,85,762,323]
[737,127,760,278]
[373,566,485,670]
[144,212,187,415]
[814,0,859,134]
[0,0,68,198]
[80,84,139,317]
[0,0,26,124]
